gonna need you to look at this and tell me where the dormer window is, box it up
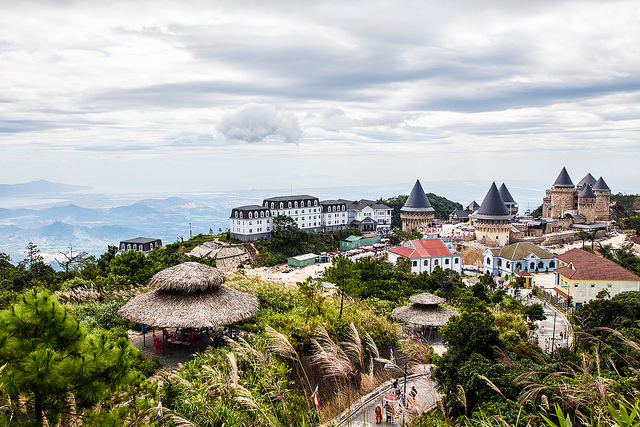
[288,202,292,208]
[314,200,318,206]
[260,211,264,217]
[280,202,283,209]
[295,201,298,208]
[249,212,253,219]
[271,202,274,209]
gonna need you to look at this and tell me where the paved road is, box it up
[329,368,438,427]
[528,296,572,351]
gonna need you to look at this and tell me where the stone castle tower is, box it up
[471,182,512,247]
[592,177,611,221]
[542,167,576,218]
[498,183,518,216]
[542,167,611,222]
[577,184,597,223]
[401,180,435,232]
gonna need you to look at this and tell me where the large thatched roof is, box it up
[118,286,259,328]
[391,304,458,327]
[149,262,226,293]
[409,292,445,305]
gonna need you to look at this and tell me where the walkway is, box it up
[527,296,572,351]
[328,366,438,427]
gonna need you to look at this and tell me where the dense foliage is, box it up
[611,193,640,218]
[253,216,359,266]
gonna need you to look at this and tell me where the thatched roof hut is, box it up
[118,262,259,328]
[391,292,458,328]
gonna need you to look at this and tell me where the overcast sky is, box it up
[1,0,639,197]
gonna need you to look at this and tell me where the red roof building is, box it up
[554,248,640,306]
[388,239,462,274]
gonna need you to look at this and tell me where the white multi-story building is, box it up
[229,205,272,242]
[262,195,323,232]
[320,200,348,231]
[345,199,392,232]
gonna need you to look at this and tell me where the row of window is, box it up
[120,243,156,251]
[265,200,319,209]
[412,258,459,267]
[233,227,272,233]
[487,258,555,270]
[235,210,270,219]
[324,205,346,212]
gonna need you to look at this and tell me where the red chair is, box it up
[163,328,177,348]
[178,331,195,351]
[153,334,163,355]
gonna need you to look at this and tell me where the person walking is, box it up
[375,405,382,424]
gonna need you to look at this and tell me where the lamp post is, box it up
[384,360,408,425]
[551,310,557,352]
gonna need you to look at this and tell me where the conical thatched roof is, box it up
[118,286,259,328]
[391,304,458,327]
[149,262,226,293]
[118,262,259,328]
[409,292,445,305]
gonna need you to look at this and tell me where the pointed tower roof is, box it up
[593,177,611,192]
[577,173,597,189]
[401,180,435,212]
[579,184,596,198]
[498,183,516,204]
[552,167,574,188]
[473,182,511,220]
[466,201,480,211]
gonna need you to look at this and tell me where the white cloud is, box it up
[216,103,302,143]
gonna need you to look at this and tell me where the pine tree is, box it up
[0,288,136,424]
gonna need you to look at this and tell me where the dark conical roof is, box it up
[576,173,596,189]
[593,177,611,191]
[466,201,480,211]
[579,184,596,198]
[552,167,574,188]
[401,180,435,212]
[474,182,511,220]
[498,183,516,204]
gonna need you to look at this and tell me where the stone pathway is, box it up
[328,366,438,427]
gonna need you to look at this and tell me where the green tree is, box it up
[109,249,154,284]
[323,255,359,319]
[0,288,136,424]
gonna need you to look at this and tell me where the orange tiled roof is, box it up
[555,248,640,282]
[389,239,452,258]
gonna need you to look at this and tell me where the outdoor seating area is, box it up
[118,262,259,362]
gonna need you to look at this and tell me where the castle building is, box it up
[471,182,512,247]
[498,183,518,216]
[320,200,348,232]
[449,201,479,224]
[542,168,611,222]
[401,180,435,232]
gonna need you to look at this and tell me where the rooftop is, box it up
[401,180,435,212]
[473,182,511,220]
[555,248,640,282]
[552,167,574,188]
[389,239,453,258]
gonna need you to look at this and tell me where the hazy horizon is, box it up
[1,1,639,195]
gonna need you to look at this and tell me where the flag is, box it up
[309,383,319,410]
[155,396,163,420]
[394,406,402,419]
[389,346,395,365]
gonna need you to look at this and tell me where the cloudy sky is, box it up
[1,0,639,197]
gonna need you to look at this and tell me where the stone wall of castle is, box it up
[578,197,596,224]
[401,211,434,232]
[543,188,576,218]
[473,219,510,246]
[594,190,611,221]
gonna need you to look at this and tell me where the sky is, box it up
[1,0,639,198]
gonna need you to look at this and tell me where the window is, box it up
[249,212,252,219]
[590,284,595,288]
[249,229,252,233]
[271,202,274,209]
[424,260,428,266]
[412,261,417,267]
[434,260,439,266]
[574,284,578,287]
[264,202,268,207]
[280,202,284,209]
[530,262,535,270]
[549,261,555,268]
[445,259,450,265]
[497,259,502,267]
[288,202,292,208]
[314,200,318,206]
[133,244,137,250]
[454,258,459,264]
[538,261,543,269]
[235,212,238,218]
[240,212,243,218]
[260,211,264,217]
[486,258,491,265]
[294,201,298,208]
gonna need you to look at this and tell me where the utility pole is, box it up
[551,310,557,352]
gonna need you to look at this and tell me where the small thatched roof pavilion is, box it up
[391,292,458,328]
[118,262,259,329]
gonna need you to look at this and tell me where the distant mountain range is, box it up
[0,180,93,197]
